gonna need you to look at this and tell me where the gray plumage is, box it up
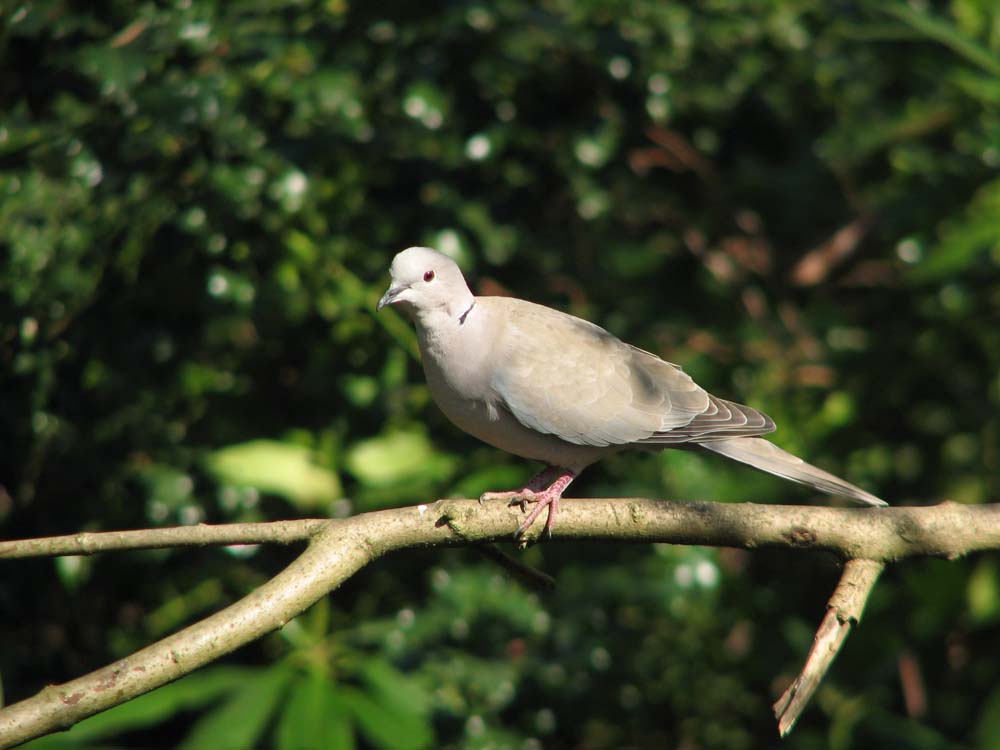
[378,247,885,533]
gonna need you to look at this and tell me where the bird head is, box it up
[377,247,473,320]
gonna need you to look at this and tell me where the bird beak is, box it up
[377,284,406,311]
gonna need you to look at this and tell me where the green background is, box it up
[2,1,999,747]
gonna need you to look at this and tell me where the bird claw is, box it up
[480,488,552,538]
[480,468,576,539]
[514,494,559,539]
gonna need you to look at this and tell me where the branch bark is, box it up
[0,519,326,559]
[0,498,997,747]
[773,558,885,735]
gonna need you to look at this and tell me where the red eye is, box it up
[423,270,435,282]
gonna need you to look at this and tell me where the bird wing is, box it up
[484,298,773,447]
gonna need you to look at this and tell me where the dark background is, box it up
[2,1,999,747]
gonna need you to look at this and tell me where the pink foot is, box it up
[481,467,576,538]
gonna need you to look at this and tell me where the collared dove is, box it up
[378,246,886,536]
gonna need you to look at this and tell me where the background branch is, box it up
[1,497,998,747]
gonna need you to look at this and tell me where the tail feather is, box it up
[697,437,887,506]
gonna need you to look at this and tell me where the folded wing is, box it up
[487,299,775,447]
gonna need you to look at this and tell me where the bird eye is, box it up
[423,270,435,282]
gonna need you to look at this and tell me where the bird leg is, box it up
[480,467,577,538]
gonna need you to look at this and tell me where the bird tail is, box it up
[697,437,886,506]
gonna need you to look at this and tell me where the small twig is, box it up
[109,19,149,48]
[773,558,885,735]
[790,215,874,286]
[898,648,928,718]
[474,543,556,592]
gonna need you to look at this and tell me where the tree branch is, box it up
[4,498,998,561]
[773,558,885,735]
[0,519,327,559]
[0,497,997,747]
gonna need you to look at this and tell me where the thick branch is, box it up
[0,498,997,747]
[3,498,999,561]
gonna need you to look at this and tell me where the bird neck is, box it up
[413,293,479,363]
[412,289,475,329]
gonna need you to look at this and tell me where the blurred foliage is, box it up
[2,0,999,747]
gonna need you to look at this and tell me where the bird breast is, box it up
[414,308,611,470]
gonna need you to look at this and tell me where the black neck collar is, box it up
[458,299,475,325]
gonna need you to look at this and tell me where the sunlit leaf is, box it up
[205,439,342,509]
[344,428,457,489]
[968,558,1000,625]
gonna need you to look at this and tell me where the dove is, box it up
[377,246,886,537]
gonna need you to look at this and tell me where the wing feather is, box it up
[484,298,774,448]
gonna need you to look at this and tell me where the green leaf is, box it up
[339,685,434,750]
[881,3,1000,76]
[402,81,449,130]
[908,177,1000,282]
[276,669,355,750]
[78,45,148,94]
[448,464,529,499]
[54,554,92,591]
[146,579,225,637]
[359,658,433,718]
[205,439,342,509]
[968,558,1000,626]
[977,686,1000,750]
[344,428,457,490]
[136,463,195,508]
[182,663,294,750]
